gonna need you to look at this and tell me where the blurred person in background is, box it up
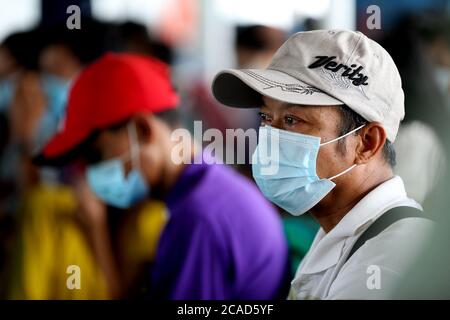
[115,21,174,65]
[33,19,115,153]
[380,11,450,300]
[0,29,44,204]
[381,12,450,205]
[34,52,290,300]
[0,36,21,114]
[235,25,286,70]
[0,31,44,294]
[1,21,110,299]
[4,20,177,299]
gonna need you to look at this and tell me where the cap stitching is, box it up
[344,32,363,65]
[241,70,323,95]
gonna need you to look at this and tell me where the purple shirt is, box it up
[149,161,289,299]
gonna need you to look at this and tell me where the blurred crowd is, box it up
[0,17,295,299]
[0,19,177,299]
[0,4,450,299]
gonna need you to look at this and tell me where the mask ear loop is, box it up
[328,164,357,180]
[319,124,366,146]
[127,122,141,170]
[320,123,366,180]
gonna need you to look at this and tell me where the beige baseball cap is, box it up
[212,29,405,142]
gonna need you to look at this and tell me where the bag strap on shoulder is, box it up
[345,206,428,263]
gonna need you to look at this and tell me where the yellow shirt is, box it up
[8,184,167,299]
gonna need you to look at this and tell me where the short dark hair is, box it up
[235,25,285,52]
[81,108,180,164]
[336,105,396,168]
[2,28,44,70]
[116,21,174,65]
[41,19,113,65]
[104,108,181,132]
[154,108,181,128]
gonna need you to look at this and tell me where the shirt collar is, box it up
[165,151,215,208]
[299,175,414,274]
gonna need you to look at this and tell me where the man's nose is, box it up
[269,117,284,130]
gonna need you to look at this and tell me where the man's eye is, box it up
[259,112,272,123]
[284,116,298,125]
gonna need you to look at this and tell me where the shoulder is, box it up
[182,163,278,218]
[167,164,281,240]
[348,210,434,269]
[328,215,434,299]
[358,214,434,266]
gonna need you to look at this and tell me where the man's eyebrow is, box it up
[285,104,307,110]
[260,102,301,110]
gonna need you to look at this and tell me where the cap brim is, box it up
[32,126,93,167]
[32,143,85,167]
[212,68,343,108]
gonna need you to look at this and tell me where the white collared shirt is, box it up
[288,176,434,300]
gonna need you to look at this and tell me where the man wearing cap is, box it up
[212,30,434,299]
[36,53,289,299]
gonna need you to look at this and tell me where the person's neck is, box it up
[156,133,201,199]
[311,167,394,233]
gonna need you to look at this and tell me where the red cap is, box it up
[42,52,179,158]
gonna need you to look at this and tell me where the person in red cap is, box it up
[35,52,289,299]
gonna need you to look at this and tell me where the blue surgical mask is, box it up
[252,124,364,216]
[0,77,16,113]
[41,73,71,118]
[34,74,72,150]
[86,123,149,209]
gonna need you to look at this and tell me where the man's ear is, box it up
[355,122,387,165]
[131,113,154,144]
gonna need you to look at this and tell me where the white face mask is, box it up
[252,124,364,216]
